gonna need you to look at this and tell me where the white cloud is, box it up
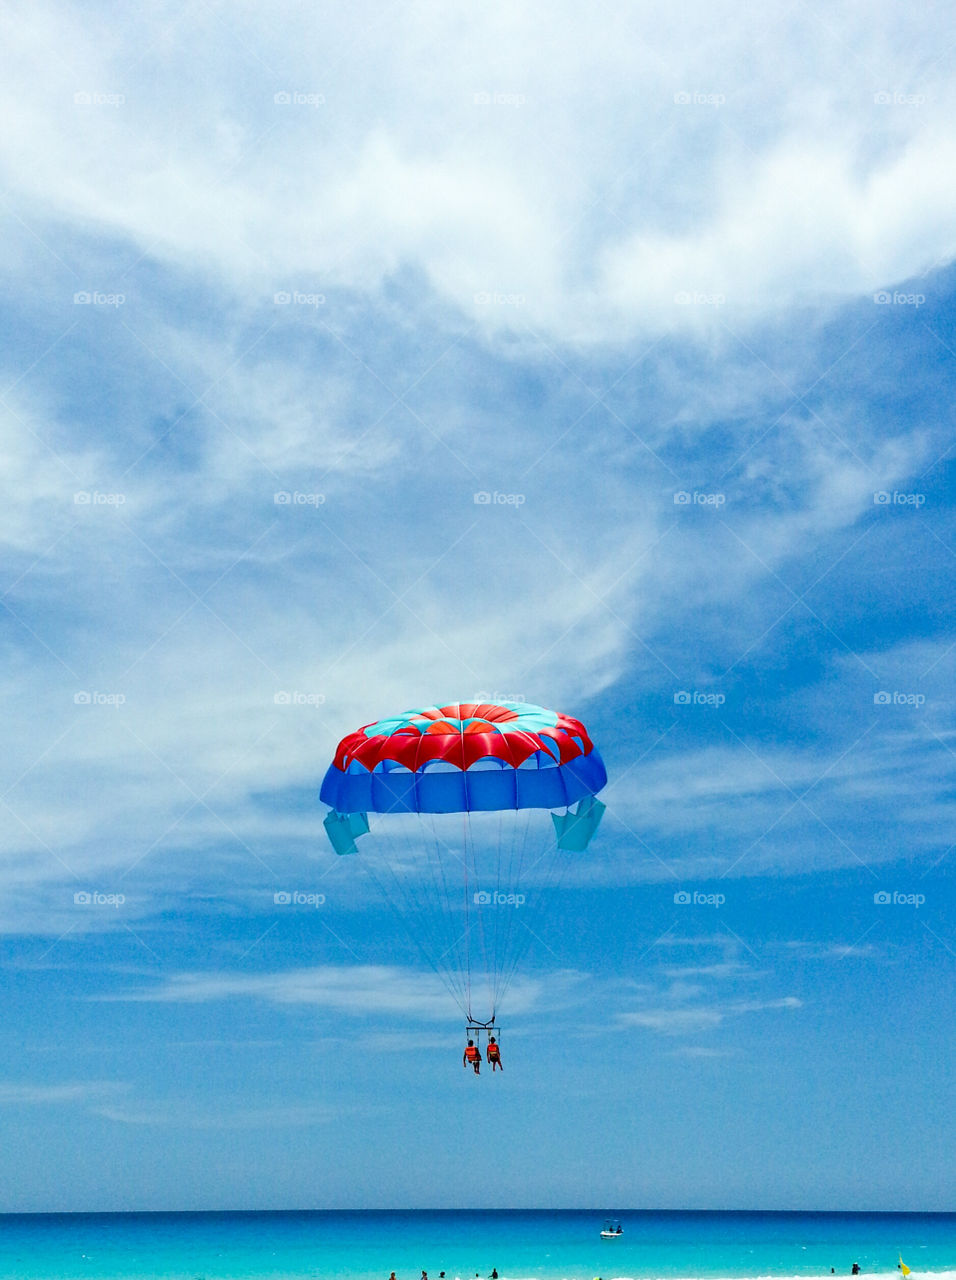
[0,2,951,930]
[2,1,954,343]
[600,132,956,333]
[600,647,956,879]
[0,1080,126,1105]
[618,995,801,1035]
[779,941,881,960]
[0,396,104,554]
[92,1101,339,1128]
[662,962,763,980]
[107,963,548,1022]
[668,1045,736,1058]
[0,363,934,899]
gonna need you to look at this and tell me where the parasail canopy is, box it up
[320,701,606,815]
[319,701,607,1024]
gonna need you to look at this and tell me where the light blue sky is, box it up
[1,0,955,1213]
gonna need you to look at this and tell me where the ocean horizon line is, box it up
[2,1207,953,1216]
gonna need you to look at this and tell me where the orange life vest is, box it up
[465,1045,480,1061]
[487,1042,500,1058]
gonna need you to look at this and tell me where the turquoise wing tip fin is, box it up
[347,812,370,838]
[552,795,606,851]
[324,810,368,855]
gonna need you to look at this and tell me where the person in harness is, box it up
[463,1039,482,1075]
[486,1037,502,1071]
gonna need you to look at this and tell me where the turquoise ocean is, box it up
[0,1211,952,1280]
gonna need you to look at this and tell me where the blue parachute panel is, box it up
[320,747,607,816]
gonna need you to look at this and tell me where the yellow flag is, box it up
[899,1255,911,1276]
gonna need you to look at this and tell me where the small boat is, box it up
[600,1219,623,1239]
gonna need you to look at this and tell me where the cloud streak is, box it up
[617,995,802,1036]
[105,964,549,1022]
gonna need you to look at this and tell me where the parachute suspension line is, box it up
[495,822,539,1011]
[495,811,581,1011]
[469,811,495,1025]
[320,699,607,1028]
[426,813,479,1017]
[494,805,537,1013]
[491,806,531,1010]
[488,805,521,1016]
[458,810,470,1023]
[425,811,471,1015]
[349,804,591,1027]
[499,802,527,1010]
[395,818,470,1014]
[468,814,496,1024]
[358,845,468,1016]
[388,815,467,1010]
[491,809,504,1028]
[408,812,471,1014]
[358,813,471,1017]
